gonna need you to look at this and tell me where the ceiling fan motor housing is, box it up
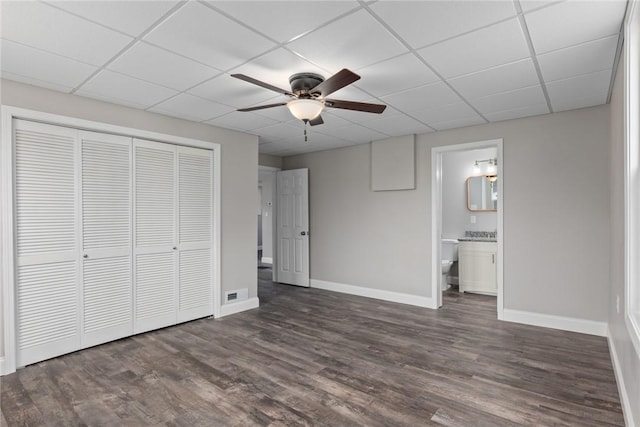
[289,73,324,98]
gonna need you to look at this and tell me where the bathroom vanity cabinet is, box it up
[458,241,497,295]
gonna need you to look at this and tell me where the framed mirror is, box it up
[467,175,498,211]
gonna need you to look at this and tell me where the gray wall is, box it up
[442,147,497,239]
[0,79,259,359]
[608,50,640,425]
[284,104,610,322]
[259,153,282,169]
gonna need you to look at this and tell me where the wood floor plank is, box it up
[0,268,625,426]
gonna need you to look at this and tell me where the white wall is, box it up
[0,79,259,360]
[608,48,640,426]
[284,104,610,322]
[442,147,497,239]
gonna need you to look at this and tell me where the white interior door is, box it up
[133,139,177,334]
[177,146,213,322]
[14,120,81,366]
[276,169,309,287]
[80,131,133,347]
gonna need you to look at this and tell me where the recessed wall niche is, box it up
[371,134,415,191]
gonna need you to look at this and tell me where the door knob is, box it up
[83,254,88,259]
[300,231,307,236]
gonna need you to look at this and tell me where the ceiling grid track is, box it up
[513,0,554,114]
[70,1,190,95]
[359,1,490,128]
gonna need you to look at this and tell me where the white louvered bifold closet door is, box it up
[177,146,213,322]
[133,139,177,334]
[14,120,81,367]
[80,131,133,348]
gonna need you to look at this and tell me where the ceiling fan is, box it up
[231,69,387,126]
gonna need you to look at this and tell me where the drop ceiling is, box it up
[0,0,628,157]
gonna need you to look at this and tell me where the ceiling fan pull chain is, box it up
[304,120,308,142]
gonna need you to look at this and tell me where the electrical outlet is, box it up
[616,295,620,314]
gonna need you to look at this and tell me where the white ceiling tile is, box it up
[537,35,618,82]
[484,103,550,122]
[470,85,547,114]
[418,18,530,78]
[382,82,461,112]
[144,2,276,71]
[256,123,308,141]
[1,71,74,94]
[369,1,516,48]
[546,69,611,112]
[209,1,360,43]
[108,42,221,91]
[76,70,178,109]
[524,0,627,54]
[354,53,440,97]
[318,123,388,143]
[430,116,486,131]
[448,59,540,100]
[1,39,97,90]
[286,9,408,71]
[189,75,284,109]
[205,111,278,132]
[412,102,482,125]
[1,1,133,66]
[148,93,234,122]
[44,1,181,37]
[230,48,326,89]
[359,113,433,136]
[518,1,564,13]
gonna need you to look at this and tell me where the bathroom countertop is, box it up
[459,231,497,242]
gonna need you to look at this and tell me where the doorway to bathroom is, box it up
[431,139,504,319]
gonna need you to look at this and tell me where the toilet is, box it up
[441,238,459,291]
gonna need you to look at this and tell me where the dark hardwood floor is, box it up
[1,267,624,426]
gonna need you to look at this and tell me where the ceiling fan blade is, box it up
[324,99,387,114]
[311,69,360,97]
[309,115,324,126]
[237,102,287,112]
[231,74,294,96]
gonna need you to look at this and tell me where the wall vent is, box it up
[225,288,248,303]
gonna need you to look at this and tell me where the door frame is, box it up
[258,165,280,282]
[1,106,221,375]
[431,138,504,318]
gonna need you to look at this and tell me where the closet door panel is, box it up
[80,131,132,347]
[177,147,213,322]
[133,139,177,333]
[14,120,80,366]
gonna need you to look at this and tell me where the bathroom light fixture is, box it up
[473,158,497,174]
[487,158,497,174]
[287,99,324,121]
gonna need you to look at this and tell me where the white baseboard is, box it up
[608,327,637,427]
[219,297,259,318]
[261,257,272,264]
[310,279,436,309]
[502,308,607,336]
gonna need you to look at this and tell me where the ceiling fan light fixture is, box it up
[287,99,324,121]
